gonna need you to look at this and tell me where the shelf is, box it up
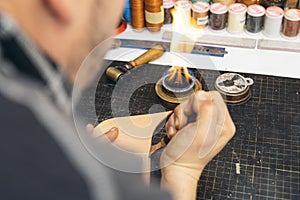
[107,24,300,79]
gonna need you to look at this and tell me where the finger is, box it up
[97,127,119,143]
[194,93,219,158]
[172,91,211,131]
[165,113,177,139]
[197,91,235,158]
[86,124,95,134]
[210,91,235,138]
[172,92,199,130]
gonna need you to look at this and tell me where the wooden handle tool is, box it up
[106,45,165,82]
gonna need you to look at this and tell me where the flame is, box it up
[167,1,196,85]
[167,66,192,84]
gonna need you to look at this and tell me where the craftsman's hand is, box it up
[86,124,118,142]
[161,91,235,200]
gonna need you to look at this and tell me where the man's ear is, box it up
[43,0,72,24]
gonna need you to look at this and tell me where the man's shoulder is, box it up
[0,94,91,200]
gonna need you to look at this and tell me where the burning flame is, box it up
[167,1,201,85]
[167,66,192,84]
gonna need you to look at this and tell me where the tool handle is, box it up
[129,45,165,68]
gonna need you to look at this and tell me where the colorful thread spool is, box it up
[209,2,228,32]
[246,4,265,34]
[191,2,210,29]
[227,3,247,34]
[130,0,145,31]
[163,0,174,24]
[174,1,192,27]
[212,0,236,7]
[282,9,300,39]
[263,6,284,37]
[145,0,164,32]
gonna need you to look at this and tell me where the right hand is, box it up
[161,91,235,181]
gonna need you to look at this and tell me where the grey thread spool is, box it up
[246,4,265,34]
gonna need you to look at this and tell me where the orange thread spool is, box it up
[130,0,145,31]
[191,2,210,29]
[145,0,164,32]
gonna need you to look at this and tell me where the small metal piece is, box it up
[123,63,133,70]
[105,66,124,82]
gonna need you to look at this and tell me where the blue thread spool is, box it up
[123,0,131,22]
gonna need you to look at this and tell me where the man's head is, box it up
[0,0,125,84]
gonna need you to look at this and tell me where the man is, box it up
[0,1,235,200]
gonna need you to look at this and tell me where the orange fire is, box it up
[166,66,192,84]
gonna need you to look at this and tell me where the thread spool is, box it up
[145,0,164,32]
[212,0,236,7]
[209,2,228,32]
[174,1,192,27]
[163,0,174,24]
[281,9,300,39]
[246,4,265,34]
[130,0,145,31]
[191,2,210,29]
[123,0,131,22]
[236,0,257,6]
[285,0,299,9]
[260,0,285,9]
[263,6,284,37]
[227,3,247,34]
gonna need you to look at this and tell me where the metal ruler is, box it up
[162,31,257,49]
[112,38,228,57]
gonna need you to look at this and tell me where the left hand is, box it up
[86,124,118,143]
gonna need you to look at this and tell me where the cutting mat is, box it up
[79,60,300,200]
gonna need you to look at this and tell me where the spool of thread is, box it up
[227,3,247,34]
[123,0,131,22]
[209,2,228,31]
[145,0,164,32]
[236,0,257,6]
[191,2,210,28]
[212,0,236,7]
[285,0,299,9]
[174,1,192,27]
[163,0,174,24]
[260,0,285,9]
[281,9,300,39]
[130,0,145,31]
[246,4,265,34]
[191,0,211,4]
[263,6,284,37]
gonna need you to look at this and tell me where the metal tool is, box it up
[106,44,165,82]
[112,38,228,56]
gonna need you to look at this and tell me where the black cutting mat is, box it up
[85,60,300,200]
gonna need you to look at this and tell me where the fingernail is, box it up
[110,127,117,132]
[197,91,207,101]
[86,124,94,133]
